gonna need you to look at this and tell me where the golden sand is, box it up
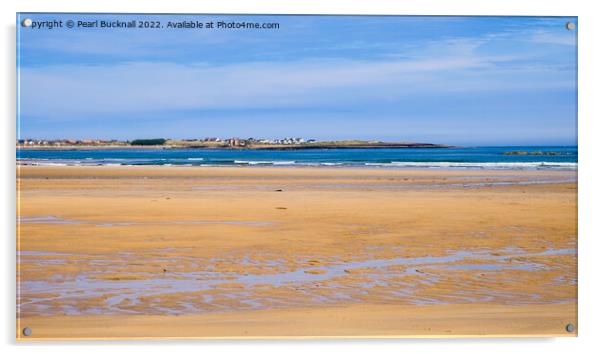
[16,166,577,339]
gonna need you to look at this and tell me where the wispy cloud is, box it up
[20,52,572,120]
[529,30,576,46]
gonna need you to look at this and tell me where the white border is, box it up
[2,1,601,353]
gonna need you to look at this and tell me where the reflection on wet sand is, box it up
[19,246,575,316]
[17,166,577,337]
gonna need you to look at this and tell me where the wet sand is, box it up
[16,166,577,339]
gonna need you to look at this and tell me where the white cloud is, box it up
[19,49,573,120]
[530,30,576,46]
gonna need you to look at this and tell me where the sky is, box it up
[17,14,577,146]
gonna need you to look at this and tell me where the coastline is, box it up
[16,143,453,150]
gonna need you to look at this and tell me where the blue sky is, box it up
[17,14,577,146]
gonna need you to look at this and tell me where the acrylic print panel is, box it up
[16,13,577,339]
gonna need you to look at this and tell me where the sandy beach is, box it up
[16,165,577,339]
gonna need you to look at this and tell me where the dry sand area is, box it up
[16,166,577,339]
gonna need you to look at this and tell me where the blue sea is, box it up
[17,146,577,170]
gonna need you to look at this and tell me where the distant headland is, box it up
[17,137,453,150]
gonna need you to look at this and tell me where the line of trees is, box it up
[130,138,167,146]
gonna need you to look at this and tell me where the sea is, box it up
[17,146,577,170]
